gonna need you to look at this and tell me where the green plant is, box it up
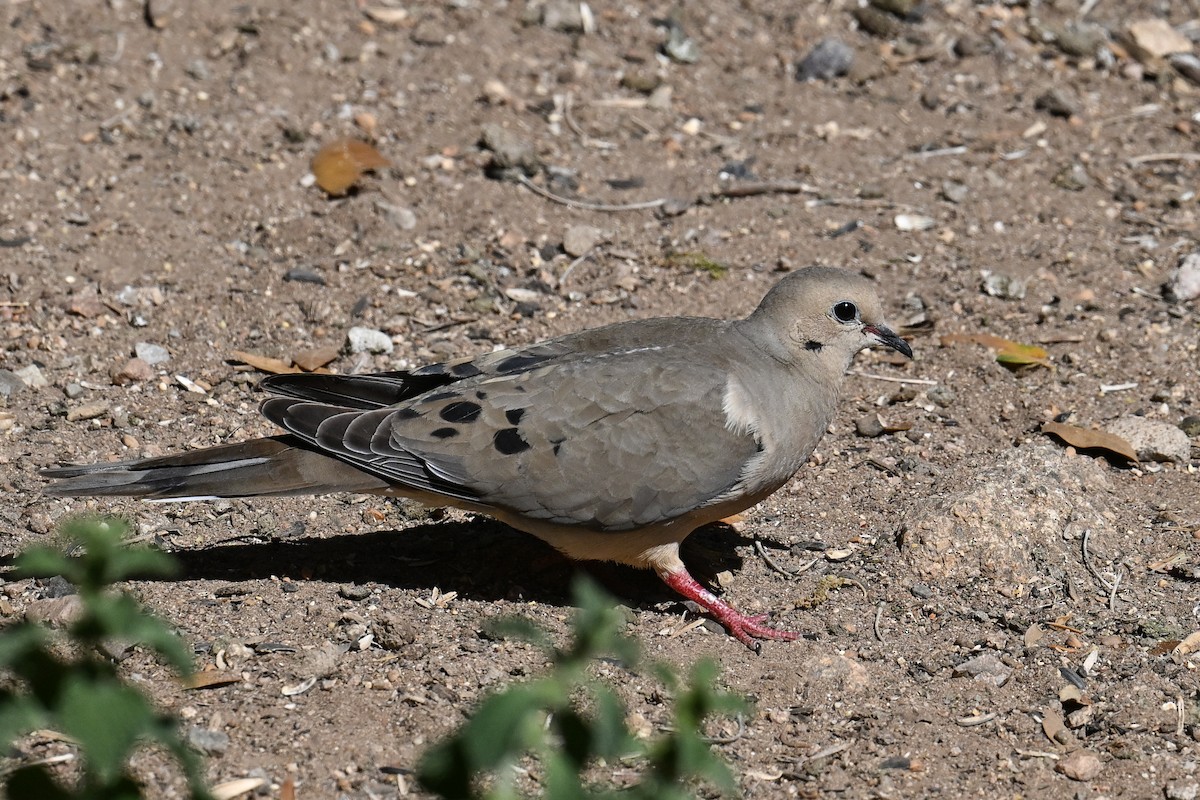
[0,517,210,800]
[418,577,745,800]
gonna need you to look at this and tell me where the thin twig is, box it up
[1128,152,1200,165]
[710,180,819,199]
[1081,529,1114,593]
[755,539,799,577]
[1015,749,1061,760]
[905,145,968,159]
[562,93,617,150]
[1108,568,1124,611]
[516,174,665,212]
[703,713,745,745]
[873,602,886,643]
[847,369,937,386]
[559,248,593,285]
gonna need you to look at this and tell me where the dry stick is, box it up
[516,174,666,212]
[1081,528,1115,596]
[754,539,797,576]
[558,247,593,285]
[562,94,617,151]
[1129,152,1200,165]
[1108,568,1124,611]
[704,713,746,746]
[873,602,887,643]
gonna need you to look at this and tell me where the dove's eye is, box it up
[832,301,858,323]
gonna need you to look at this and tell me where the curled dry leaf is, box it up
[311,138,391,196]
[1041,421,1139,462]
[941,333,1050,368]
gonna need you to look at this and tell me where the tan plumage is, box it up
[43,266,911,649]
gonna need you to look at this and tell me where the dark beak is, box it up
[866,324,913,359]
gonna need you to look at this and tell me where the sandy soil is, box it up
[3,0,1200,797]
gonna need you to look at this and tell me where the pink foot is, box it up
[660,568,800,651]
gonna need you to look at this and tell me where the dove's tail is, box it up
[41,435,390,500]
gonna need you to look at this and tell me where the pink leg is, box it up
[659,567,800,651]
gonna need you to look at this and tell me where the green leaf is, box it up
[59,676,157,786]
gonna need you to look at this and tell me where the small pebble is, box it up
[1035,87,1080,117]
[894,214,935,232]
[940,180,969,204]
[926,385,956,408]
[952,652,1012,686]
[796,38,854,81]
[1165,251,1200,302]
[15,364,48,389]
[338,584,372,601]
[1166,780,1200,800]
[67,401,109,422]
[283,267,326,285]
[0,369,25,397]
[111,357,155,385]
[1180,416,1200,438]
[64,382,85,399]
[345,327,393,355]
[563,224,602,257]
[480,123,541,180]
[663,25,700,64]
[910,583,933,599]
[1055,749,1103,781]
[187,727,230,755]
[856,413,885,438]
[981,271,1026,300]
[1106,416,1191,463]
[134,342,170,365]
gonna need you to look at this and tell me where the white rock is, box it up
[1166,251,1200,302]
[135,342,170,365]
[15,364,48,389]
[563,224,602,257]
[346,326,394,355]
[894,213,935,232]
[1106,416,1191,463]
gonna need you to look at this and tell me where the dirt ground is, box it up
[3,0,1200,797]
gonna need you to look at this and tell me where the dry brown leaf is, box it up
[280,778,296,800]
[292,345,340,372]
[181,670,243,690]
[941,332,1050,368]
[311,138,391,196]
[230,350,301,375]
[1041,421,1139,462]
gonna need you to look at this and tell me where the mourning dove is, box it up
[43,266,911,648]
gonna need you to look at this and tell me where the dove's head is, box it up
[743,266,912,371]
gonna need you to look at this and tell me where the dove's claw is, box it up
[660,568,800,650]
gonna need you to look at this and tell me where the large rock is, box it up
[899,444,1115,587]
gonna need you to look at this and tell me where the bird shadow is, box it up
[158,517,755,610]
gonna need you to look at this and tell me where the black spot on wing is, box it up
[450,361,483,378]
[505,408,525,425]
[394,407,423,421]
[439,401,482,423]
[430,427,459,439]
[496,353,551,373]
[805,340,823,352]
[493,428,530,455]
